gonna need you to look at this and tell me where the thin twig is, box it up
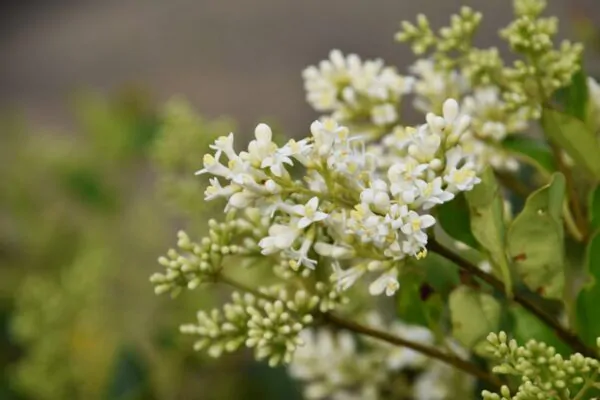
[218,273,503,389]
[428,239,596,358]
[322,313,503,389]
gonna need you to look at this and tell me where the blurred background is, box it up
[0,1,599,399]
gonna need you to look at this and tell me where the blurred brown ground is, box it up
[1,0,599,134]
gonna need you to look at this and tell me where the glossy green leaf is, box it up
[510,306,570,356]
[465,167,512,296]
[396,273,444,333]
[576,231,600,346]
[397,273,429,326]
[437,192,479,249]
[541,107,600,179]
[449,285,501,348]
[563,68,589,122]
[502,135,555,174]
[589,185,600,231]
[506,173,566,299]
[422,253,460,297]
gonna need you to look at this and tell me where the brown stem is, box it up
[322,313,503,389]
[218,273,503,389]
[428,239,596,358]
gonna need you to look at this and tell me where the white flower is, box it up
[368,270,400,296]
[287,237,317,270]
[409,58,469,113]
[370,103,398,126]
[331,263,366,291]
[310,118,348,157]
[385,204,409,230]
[414,177,454,209]
[291,197,328,229]
[444,159,481,192]
[209,133,236,160]
[407,125,442,162]
[195,153,231,177]
[258,224,300,254]
[204,178,238,201]
[400,211,436,244]
[261,149,294,177]
[241,123,278,167]
[227,190,256,211]
[360,179,390,211]
[314,242,355,259]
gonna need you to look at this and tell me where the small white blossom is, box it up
[368,270,400,296]
[370,103,398,126]
[400,211,436,244]
[259,224,300,254]
[291,197,328,229]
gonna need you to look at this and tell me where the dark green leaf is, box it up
[510,306,570,356]
[576,231,600,347]
[541,108,600,179]
[396,273,429,326]
[104,346,153,400]
[588,185,600,231]
[564,69,589,122]
[397,272,445,333]
[421,252,460,297]
[502,135,555,174]
[437,192,479,249]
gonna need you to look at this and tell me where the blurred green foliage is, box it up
[0,89,299,399]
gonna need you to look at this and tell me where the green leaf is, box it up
[541,107,600,179]
[396,273,429,326]
[563,68,589,122]
[589,185,600,231]
[510,306,571,356]
[502,135,555,174]
[465,167,512,296]
[104,346,153,400]
[437,192,479,249]
[397,272,445,332]
[449,286,501,348]
[506,173,566,299]
[575,231,600,347]
[421,253,460,297]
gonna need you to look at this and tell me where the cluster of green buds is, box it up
[180,289,323,367]
[150,210,267,296]
[482,332,600,400]
[397,0,583,117]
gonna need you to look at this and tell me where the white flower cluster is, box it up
[405,59,527,171]
[289,316,475,400]
[302,50,413,134]
[304,50,527,173]
[197,100,479,297]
